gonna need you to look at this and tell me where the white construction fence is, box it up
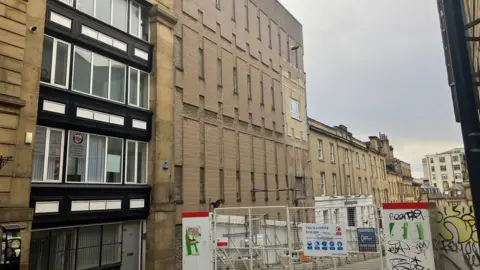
[211,206,385,270]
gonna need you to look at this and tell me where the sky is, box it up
[278,0,464,178]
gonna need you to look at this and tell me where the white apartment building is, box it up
[422,148,465,192]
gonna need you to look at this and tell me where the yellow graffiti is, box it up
[437,205,478,244]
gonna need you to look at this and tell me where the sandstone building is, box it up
[0,0,177,269]
[171,0,310,221]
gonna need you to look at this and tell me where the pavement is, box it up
[335,257,386,270]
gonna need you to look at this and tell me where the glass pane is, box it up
[95,0,112,24]
[59,0,73,5]
[106,137,122,183]
[126,141,135,183]
[88,135,106,182]
[92,54,109,99]
[54,41,69,86]
[46,130,63,181]
[50,229,76,270]
[77,226,101,270]
[130,2,139,36]
[101,224,122,265]
[41,36,53,83]
[110,60,126,102]
[112,0,128,31]
[140,5,149,41]
[33,127,46,181]
[129,68,138,105]
[29,231,50,270]
[73,48,92,94]
[76,0,94,16]
[137,142,147,184]
[67,132,87,182]
[139,71,148,108]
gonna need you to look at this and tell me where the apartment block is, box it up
[0,0,178,269]
[422,148,466,192]
[171,0,311,224]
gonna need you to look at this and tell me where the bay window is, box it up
[41,35,71,88]
[128,67,149,109]
[33,126,65,182]
[59,0,147,41]
[72,47,126,103]
[66,131,123,184]
[125,141,148,184]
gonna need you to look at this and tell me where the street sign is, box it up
[301,223,348,257]
[356,228,377,252]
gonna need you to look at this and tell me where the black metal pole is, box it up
[439,0,480,224]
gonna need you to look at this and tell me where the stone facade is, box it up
[0,0,47,268]
[171,0,311,223]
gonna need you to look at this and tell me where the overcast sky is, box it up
[278,0,464,178]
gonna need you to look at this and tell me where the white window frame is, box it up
[330,143,335,162]
[129,0,150,41]
[321,172,326,195]
[33,126,65,183]
[125,140,149,184]
[128,67,150,110]
[65,131,124,184]
[317,140,324,160]
[41,35,71,89]
[75,0,133,36]
[72,46,127,104]
[290,98,300,120]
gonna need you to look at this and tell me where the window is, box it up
[453,164,461,170]
[455,173,462,180]
[432,174,436,180]
[219,169,225,201]
[330,143,335,162]
[295,177,305,198]
[125,140,147,184]
[264,173,268,201]
[290,98,300,120]
[33,126,64,182]
[440,165,447,171]
[347,207,356,227]
[347,175,351,195]
[439,157,446,162]
[174,36,183,69]
[373,157,377,177]
[275,175,280,200]
[199,48,204,79]
[332,174,337,195]
[77,0,129,32]
[174,165,183,201]
[344,149,349,163]
[287,39,290,62]
[250,172,255,201]
[286,176,290,200]
[442,174,448,180]
[268,22,272,48]
[233,67,238,94]
[260,81,264,105]
[430,158,434,163]
[356,153,360,168]
[452,155,459,162]
[318,140,324,160]
[30,223,124,269]
[236,170,241,201]
[217,58,222,86]
[323,210,329,224]
[73,47,127,103]
[257,14,261,40]
[245,2,249,31]
[271,82,275,110]
[431,166,435,172]
[216,0,220,9]
[58,0,73,5]
[365,178,368,195]
[362,155,366,170]
[358,177,362,195]
[129,0,149,40]
[41,35,71,88]
[247,74,252,100]
[278,34,281,56]
[66,131,124,183]
[200,167,205,203]
[231,0,235,20]
[320,172,326,195]
[128,67,149,109]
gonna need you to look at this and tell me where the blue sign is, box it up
[357,228,378,252]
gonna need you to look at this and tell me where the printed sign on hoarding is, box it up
[356,228,378,252]
[302,224,348,257]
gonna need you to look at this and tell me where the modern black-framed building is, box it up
[21,0,177,269]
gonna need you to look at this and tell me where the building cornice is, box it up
[150,3,178,29]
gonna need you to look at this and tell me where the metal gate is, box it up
[212,206,385,270]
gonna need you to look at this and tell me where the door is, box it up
[121,221,141,270]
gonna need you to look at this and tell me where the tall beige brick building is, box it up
[172,0,311,222]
